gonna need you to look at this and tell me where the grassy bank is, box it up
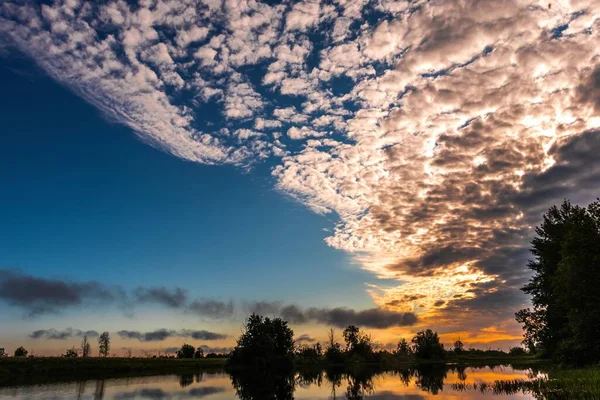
[449,365,600,399]
[0,357,227,387]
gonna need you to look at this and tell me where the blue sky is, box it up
[0,0,599,354]
[0,59,376,306]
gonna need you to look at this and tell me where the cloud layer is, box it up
[117,329,227,342]
[1,0,599,340]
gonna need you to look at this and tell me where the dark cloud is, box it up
[577,65,600,112]
[29,328,99,340]
[248,302,418,329]
[295,334,316,344]
[198,345,233,354]
[134,287,188,308]
[180,330,228,340]
[117,329,226,342]
[187,299,235,319]
[245,301,282,316]
[0,269,117,316]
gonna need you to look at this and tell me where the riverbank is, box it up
[0,357,227,387]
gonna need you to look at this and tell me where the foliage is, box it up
[98,332,110,358]
[177,344,195,359]
[509,347,527,356]
[453,340,464,354]
[324,328,345,364]
[412,330,445,360]
[194,347,204,358]
[396,339,412,356]
[0,348,5,357]
[228,314,295,369]
[81,336,91,358]
[64,347,78,358]
[14,347,28,357]
[517,199,600,363]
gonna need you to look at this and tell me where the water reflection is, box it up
[0,364,545,400]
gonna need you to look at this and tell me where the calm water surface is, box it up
[0,366,546,399]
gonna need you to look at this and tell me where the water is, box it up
[0,365,546,399]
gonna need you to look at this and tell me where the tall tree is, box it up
[98,332,110,357]
[517,199,600,363]
[228,314,295,369]
[81,335,91,358]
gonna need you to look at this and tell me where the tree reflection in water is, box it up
[227,363,536,399]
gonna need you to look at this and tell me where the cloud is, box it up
[29,328,99,340]
[295,334,316,344]
[0,269,118,317]
[2,0,600,345]
[134,287,188,308]
[117,329,227,342]
[187,299,235,319]
[246,302,417,329]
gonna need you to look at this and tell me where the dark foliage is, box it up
[228,314,295,369]
[177,344,195,359]
[14,347,28,357]
[412,330,445,360]
[194,347,204,359]
[517,199,600,363]
[230,370,295,400]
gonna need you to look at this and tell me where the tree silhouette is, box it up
[81,335,91,358]
[396,338,412,356]
[64,347,78,357]
[194,347,204,358]
[412,330,445,359]
[453,340,464,354]
[517,199,600,363]
[14,346,28,357]
[228,314,295,369]
[98,332,110,357]
[177,344,195,359]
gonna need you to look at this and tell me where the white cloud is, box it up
[2,0,600,342]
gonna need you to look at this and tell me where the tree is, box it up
[516,199,600,363]
[228,314,295,369]
[412,330,445,359]
[0,348,5,357]
[177,344,196,359]
[81,335,91,358]
[64,347,78,357]
[325,327,344,363]
[396,338,412,356]
[194,347,204,358]
[14,346,28,357]
[98,332,110,357]
[343,325,360,352]
[125,348,133,358]
[453,340,464,354]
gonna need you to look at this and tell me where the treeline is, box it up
[516,199,600,364]
[0,333,109,359]
[226,314,528,369]
[0,336,227,360]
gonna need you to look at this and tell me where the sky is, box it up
[0,0,599,356]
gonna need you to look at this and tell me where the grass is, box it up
[449,366,600,399]
[0,357,227,387]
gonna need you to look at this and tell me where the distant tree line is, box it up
[516,199,600,364]
[226,314,529,370]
